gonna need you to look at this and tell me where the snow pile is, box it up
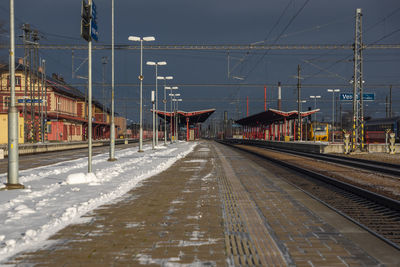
[65,172,97,185]
[0,141,197,263]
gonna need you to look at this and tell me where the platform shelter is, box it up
[235,108,319,141]
[156,108,215,141]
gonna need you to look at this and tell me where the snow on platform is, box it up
[0,142,197,263]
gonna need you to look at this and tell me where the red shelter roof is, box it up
[236,108,319,126]
[156,108,216,125]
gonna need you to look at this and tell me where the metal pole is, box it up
[138,39,144,152]
[155,65,158,146]
[7,0,22,188]
[152,90,155,149]
[297,65,301,141]
[278,81,282,110]
[164,81,167,145]
[109,0,116,161]
[88,0,93,172]
[332,91,335,142]
[389,85,392,118]
[175,101,178,142]
[101,57,107,124]
[170,87,173,144]
[41,59,45,142]
[43,59,47,142]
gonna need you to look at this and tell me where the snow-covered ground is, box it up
[0,141,197,263]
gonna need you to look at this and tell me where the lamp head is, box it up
[128,36,140,42]
[143,36,155,41]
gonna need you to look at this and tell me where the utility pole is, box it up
[22,24,30,142]
[7,0,23,189]
[32,30,39,142]
[108,0,116,161]
[264,86,267,111]
[297,65,302,141]
[389,85,392,118]
[101,56,108,123]
[278,81,282,111]
[246,96,249,116]
[352,8,364,151]
[87,0,93,173]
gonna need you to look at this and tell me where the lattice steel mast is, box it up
[352,8,364,151]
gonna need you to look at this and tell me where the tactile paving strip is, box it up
[213,145,288,266]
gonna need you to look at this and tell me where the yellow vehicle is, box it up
[309,123,329,141]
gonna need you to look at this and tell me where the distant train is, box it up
[365,117,400,143]
[309,123,329,141]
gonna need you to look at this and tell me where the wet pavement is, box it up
[4,140,400,266]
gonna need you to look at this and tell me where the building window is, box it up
[4,96,10,107]
[7,75,21,88]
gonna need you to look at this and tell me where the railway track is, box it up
[217,140,400,251]
[223,139,400,177]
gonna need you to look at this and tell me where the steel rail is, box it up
[217,139,400,250]
[230,139,400,177]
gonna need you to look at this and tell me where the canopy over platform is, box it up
[156,108,216,125]
[236,108,319,126]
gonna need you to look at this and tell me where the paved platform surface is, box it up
[6,141,400,266]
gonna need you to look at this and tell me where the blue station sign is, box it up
[90,1,98,42]
[340,93,375,101]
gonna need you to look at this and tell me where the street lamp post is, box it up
[157,76,173,145]
[309,95,321,142]
[327,89,340,142]
[128,35,155,152]
[166,86,178,143]
[171,93,181,142]
[173,98,182,141]
[7,0,23,188]
[146,61,166,146]
[108,0,117,161]
[151,90,155,149]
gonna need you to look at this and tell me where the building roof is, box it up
[1,63,106,111]
[235,108,319,126]
[156,108,216,125]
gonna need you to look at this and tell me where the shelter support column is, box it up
[278,123,281,141]
[186,117,189,141]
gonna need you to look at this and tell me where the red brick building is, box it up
[0,63,114,143]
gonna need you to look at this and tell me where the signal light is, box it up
[81,0,91,42]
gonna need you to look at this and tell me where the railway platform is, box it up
[6,140,400,266]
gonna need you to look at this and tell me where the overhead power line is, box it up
[2,43,399,50]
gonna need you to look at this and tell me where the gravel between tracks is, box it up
[237,145,400,201]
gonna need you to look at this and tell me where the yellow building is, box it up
[0,113,25,144]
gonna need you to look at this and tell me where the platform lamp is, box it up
[157,76,173,145]
[166,86,179,143]
[309,95,321,142]
[147,61,166,146]
[173,98,182,142]
[128,35,155,152]
[327,89,340,143]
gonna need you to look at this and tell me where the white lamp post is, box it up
[151,90,155,149]
[166,86,178,143]
[146,61,166,146]
[173,98,182,142]
[327,89,340,142]
[128,35,155,152]
[157,76,173,145]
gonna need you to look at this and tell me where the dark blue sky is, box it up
[0,0,399,123]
